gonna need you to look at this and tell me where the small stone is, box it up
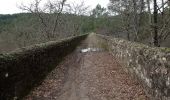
[5,73,9,78]
[161,68,168,74]
[13,96,18,100]
[154,55,157,59]
[155,68,160,73]
[130,59,132,62]
[162,57,167,62]
[166,77,170,86]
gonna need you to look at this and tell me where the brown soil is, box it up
[24,33,149,100]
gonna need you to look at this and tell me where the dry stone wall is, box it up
[97,34,170,100]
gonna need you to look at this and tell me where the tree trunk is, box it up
[153,0,159,47]
[147,0,154,46]
[132,0,139,41]
[52,0,66,35]
[162,0,164,17]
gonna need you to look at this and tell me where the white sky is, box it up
[0,0,110,14]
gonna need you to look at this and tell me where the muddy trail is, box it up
[24,34,149,100]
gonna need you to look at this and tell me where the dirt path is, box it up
[24,34,149,100]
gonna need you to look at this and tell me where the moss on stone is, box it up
[161,48,170,53]
[0,34,88,100]
[96,34,170,100]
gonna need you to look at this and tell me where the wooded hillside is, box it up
[0,0,170,53]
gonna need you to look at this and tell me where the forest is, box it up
[0,0,170,53]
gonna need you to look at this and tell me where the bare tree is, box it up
[108,0,132,40]
[63,1,89,35]
[19,0,67,39]
[67,1,89,15]
[108,0,170,47]
[52,0,66,35]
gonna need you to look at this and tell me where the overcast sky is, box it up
[0,0,110,14]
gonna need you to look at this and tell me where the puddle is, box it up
[81,48,103,53]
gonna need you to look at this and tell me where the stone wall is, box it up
[0,34,88,100]
[97,34,170,100]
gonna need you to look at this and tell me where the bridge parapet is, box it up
[0,34,88,100]
[97,34,170,100]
